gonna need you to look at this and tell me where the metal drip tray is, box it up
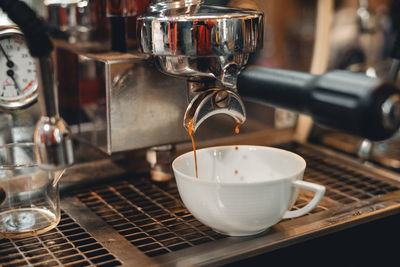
[1,143,400,266]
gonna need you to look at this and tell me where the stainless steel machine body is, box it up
[57,49,190,153]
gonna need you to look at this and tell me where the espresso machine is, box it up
[25,0,400,165]
[1,0,400,266]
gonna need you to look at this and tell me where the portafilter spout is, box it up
[183,88,246,133]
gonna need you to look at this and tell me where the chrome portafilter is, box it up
[137,0,263,131]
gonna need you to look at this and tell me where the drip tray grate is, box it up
[77,180,226,257]
[0,211,122,267]
[293,145,399,203]
[77,143,400,258]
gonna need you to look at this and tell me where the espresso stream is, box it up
[187,119,241,179]
[187,118,199,178]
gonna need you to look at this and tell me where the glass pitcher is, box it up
[0,143,64,238]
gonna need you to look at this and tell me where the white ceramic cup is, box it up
[172,145,325,236]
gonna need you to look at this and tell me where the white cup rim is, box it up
[172,145,306,186]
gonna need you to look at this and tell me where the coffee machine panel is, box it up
[58,49,192,154]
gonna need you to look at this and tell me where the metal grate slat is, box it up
[0,211,122,266]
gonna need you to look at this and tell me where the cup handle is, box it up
[282,180,326,219]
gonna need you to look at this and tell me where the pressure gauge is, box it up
[0,27,37,111]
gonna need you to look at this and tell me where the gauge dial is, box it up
[0,27,37,111]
